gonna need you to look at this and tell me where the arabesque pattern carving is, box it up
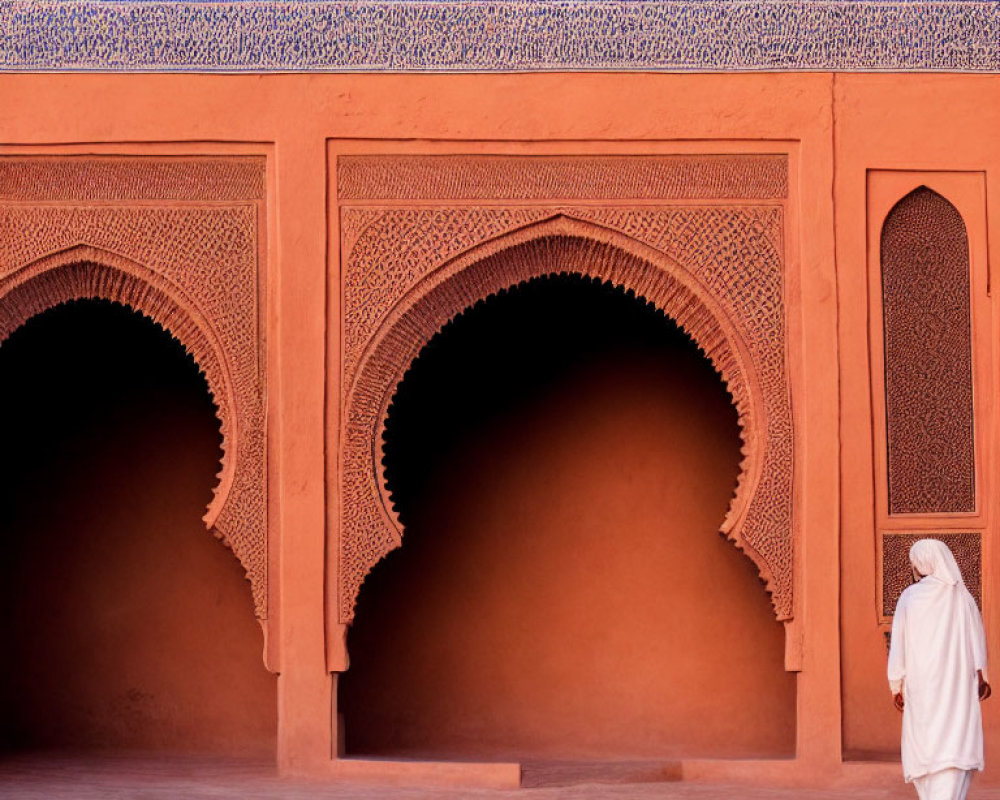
[339,155,788,201]
[340,200,792,623]
[882,532,981,616]
[0,157,269,618]
[0,157,265,202]
[881,187,974,514]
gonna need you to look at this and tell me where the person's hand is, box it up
[894,692,904,713]
[978,671,991,701]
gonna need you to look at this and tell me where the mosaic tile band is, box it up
[1,1,999,73]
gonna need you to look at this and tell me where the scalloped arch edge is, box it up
[340,215,791,625]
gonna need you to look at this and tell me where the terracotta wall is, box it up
[0,56,998,791]
[0,301,276,755]
[0,73,870,778]
[834,77,1000,773]
[340,276,795,759]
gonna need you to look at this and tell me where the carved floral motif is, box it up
[339,155,789,201]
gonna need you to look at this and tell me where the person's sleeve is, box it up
[888,595,906,694]
[969,594,988,681]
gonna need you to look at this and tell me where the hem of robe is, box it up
[904,760,984,783]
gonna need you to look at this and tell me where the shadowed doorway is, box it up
[0,300,276,757]
[340,274,794,761]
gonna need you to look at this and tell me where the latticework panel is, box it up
[881,187,974,515]
[882,532,981,617]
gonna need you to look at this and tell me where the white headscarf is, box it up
[909,538,965,587]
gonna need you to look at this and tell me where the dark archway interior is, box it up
[0,300,276,756]
[341,274,795,761]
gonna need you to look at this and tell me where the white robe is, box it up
[913,767,971,800]
[888,540,988,788]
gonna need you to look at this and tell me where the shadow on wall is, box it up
[341,274,795,762]
[0,300,276,757]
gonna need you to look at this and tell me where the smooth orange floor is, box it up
[0,753,927,799]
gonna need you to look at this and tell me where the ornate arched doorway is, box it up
[339,271,795,759]
[0,297,275,754]
[336,209,797,760]
[0,156,271,635]
[339,217,794,625]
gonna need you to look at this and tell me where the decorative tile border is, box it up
[2,1,999,73]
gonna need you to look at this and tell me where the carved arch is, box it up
[0,244,250,595]
[341,215,790,623]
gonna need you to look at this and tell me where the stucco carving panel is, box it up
[0,157,265,202]
[882,532,981,616]
[339,155,788,201]
[340,191,792,623]
[881,187,975,515]
[0,157,268,618]
[343,208,551,381]
[3,1,1000,73]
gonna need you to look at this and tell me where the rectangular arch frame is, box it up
[0,143,279,670]
[325,137,806,669]
[867,170,992,629]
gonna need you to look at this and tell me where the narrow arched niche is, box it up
[881,186,974,515]
[0,300,276,756]
[340,274,795,761]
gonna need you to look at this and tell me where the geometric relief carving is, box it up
[338,155,793,624]
[881,187,975,514]
[882,532,981,617]
[0,158,269,618]
[338,154,789,201]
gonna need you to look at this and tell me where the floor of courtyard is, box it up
[3,754,1000,799]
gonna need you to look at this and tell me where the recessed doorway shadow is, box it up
[0,300,276,757]
[341,275,794,762]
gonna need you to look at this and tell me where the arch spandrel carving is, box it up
[0,246,267,616]
[0,246,238,525]
[0,158,268,622]
[340,212,794,624]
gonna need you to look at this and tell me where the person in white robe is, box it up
[888,538,991,800]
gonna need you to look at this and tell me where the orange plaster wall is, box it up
[340,277,795,760]
[0,302,276,755]
[0,73,841,777]
[834,76,1000,775]
[5,63,1000,789]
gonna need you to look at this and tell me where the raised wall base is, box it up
[328,757,521,789]
[321,756,906,790]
